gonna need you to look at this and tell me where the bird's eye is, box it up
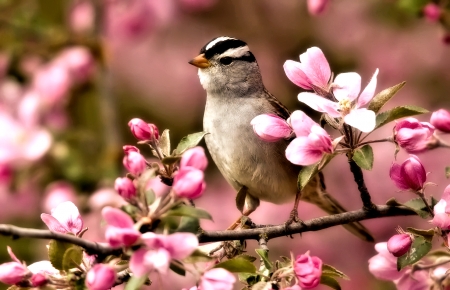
[220,57,233,65]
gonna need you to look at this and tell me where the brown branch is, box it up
[197,205,416,243]
[348,158,376,210]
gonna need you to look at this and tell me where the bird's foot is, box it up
[284,208,304,237]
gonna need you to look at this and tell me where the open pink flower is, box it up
[102,207,141,247]
[389,155,427,191]
[430,185,450,230]
[129,232,198,276]
[298,69,379,132]
[41,201,83,235]
[284,47,331,91]
[0,247,30,285]
[286,110,333,166]
[394,118,435,153]
[200,268,236,290]
[251,114,292,142]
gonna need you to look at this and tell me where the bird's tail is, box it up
[301,173,375,242]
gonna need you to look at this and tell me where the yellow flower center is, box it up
[338,98,352,115]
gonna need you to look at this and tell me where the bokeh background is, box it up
[0,0,449,289]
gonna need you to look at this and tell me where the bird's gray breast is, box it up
[203,93,299,204]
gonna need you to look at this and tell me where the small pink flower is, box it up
[199,268,236,290]
[293,252,322,289]
[250,114,293,142]
[27,260,59,287]
[41,201,83,235]
[430,109,450,133]
[70,1,95,33]
[173,167,206,199]
[128,118,159,141]
[389,155,426,191]
[423,3,441,22]
[307,0,330,15]
[394,118,435,153]
[85,264,116,290]
[123,151,147,176]
[180,147,208,171]
[55,47,94,83]
[387,234,412,257]
[368,242,406,281]
[285,110,332,166]
[32,64,71,107]
[114,177,137,200]
[0,247,30,285]
[129,232,198,276]
[284,47,331,91]
[430,185,450,230]
[298,69,379,132]
[123,145,140,154]
[102,207,141,248]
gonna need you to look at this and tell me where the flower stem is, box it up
[358,138,392,147]
[348,158,376,210]
[417,191,434,218]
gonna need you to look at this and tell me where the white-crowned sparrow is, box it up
[189,36,373,242]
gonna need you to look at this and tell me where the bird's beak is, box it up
[189,54,210,68]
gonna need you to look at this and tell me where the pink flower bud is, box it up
[423,3,441,22]
[394,118,435,153]
[128,118,159,141]
[123,145,139,154]
[123,151,147,176]
[307,0,330,16]
[430,109,450,133]
[31,273,47,287]
[431,185,450,230]
[102,207,141,247]
[199,268,236,290]
[0,262,29,285]
[389,155,426,191]
[114,177,137,200]
[293,252,322,289]
[173,167,205,199]
[180,147,208,171]
[85,264,116,290]
[387,234,412,257]
[251,114,293,142]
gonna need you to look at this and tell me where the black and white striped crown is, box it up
[200,36,256,62]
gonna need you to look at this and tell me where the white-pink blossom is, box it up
[41,201,83,235]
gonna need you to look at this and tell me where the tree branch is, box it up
[348,158,376,210]
[197,205,416,243]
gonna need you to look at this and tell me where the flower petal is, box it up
[357,69,379,108]
[344,108,376,132]
[333,72,361,102]
[283,60,312,89]
[102,206,134,229]
[166,233,199,260]
[41,214,69,234]
[130,249,150,277]
[298,92,340,118]
[299,47,331,88]
[50,201,83,235]
[286,137,324,165]
[251,114,292,142]
[288,110,316,137]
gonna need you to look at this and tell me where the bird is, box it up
[188,36,374,242]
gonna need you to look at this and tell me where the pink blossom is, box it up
[102,207,141,247]
[54,47,95,83]
[129,232,198,276]
[293,252,322,289]
[32,64,71,107]
[0,247,30,285]
[387,234,412,257]
[298,69,379,132]
[180,147,208,171]
[43,181,78,213]
[123,151,147,176]
[27,260,59,287]
[0,163,12,186]
[199,268,236,290]
[307,0,330,15]
[368,242,406,281]
[430,109,450,133]
[114,177,137,200]
[285,110,332,166]
[251,114,293,142]
[128,118,159,141]
[430,185,450,230]
[389,155,426,191]
[70,1,95,33]
[41,201,83,235]
[123,145,140,154]
[85,264,116,290]
[395,270,429,290]
[283,47,331,90]
[423,3,441,22]
[173,167,206,199]
[394,118,435,153]
[89,187,128,210]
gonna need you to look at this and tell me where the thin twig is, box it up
[348,158,376,210]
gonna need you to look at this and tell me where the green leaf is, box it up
[214,256,257,273]
[175,132,207,155]
[61,246,83,271]
[322,264,350,280]
[124,275,148,290]
[145,189,156,206]
[298,163,320,191]
[170,260,186,276]
[161,156,181,165]
[236,254,257,263]
[446,167,450,179]
[48,240,77,270]
[397,235,432,270]
[165,205,212,220]
[236,187,247,214]
[368,82,406,113]
[238,272,260,285]
[398,0,428,14]
[406,227,435,240]
[375,105,428,130]
[320,276,342,290]
[255,249,273,272]
[426,249,450,259]
[159,129,171,157]
[176,216,200,234]
[385,198,402,206]
[352,145,373,171]
[403,198,430,218]
[183,249,213,263]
